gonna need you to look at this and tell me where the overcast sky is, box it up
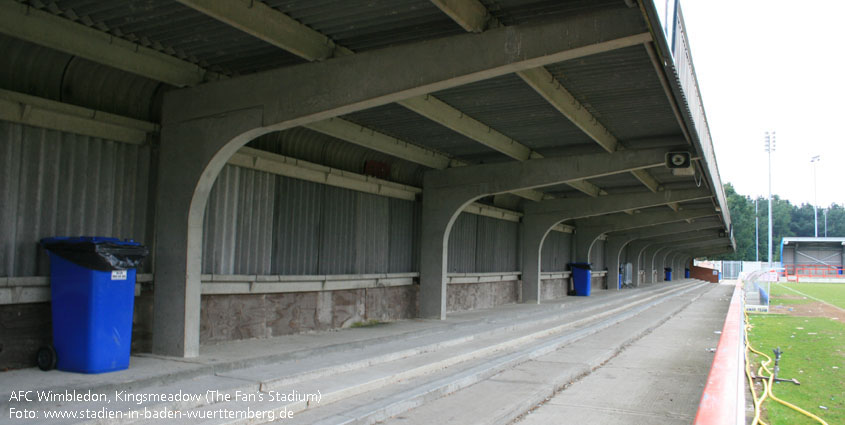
[661,1,844,208]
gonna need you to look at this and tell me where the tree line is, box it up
[714,183,845,261]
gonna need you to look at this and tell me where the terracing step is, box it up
[2,280,708,425]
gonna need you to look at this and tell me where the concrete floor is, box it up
[515,282,734,425]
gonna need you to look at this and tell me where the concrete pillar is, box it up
[628,241,651,286]
[644,245,663,283]
[521,215,558,304]
[419,188,475,319]
[153,109,265,357]
[605,236,631,290]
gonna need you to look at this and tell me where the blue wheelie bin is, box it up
[40,237,148,373]
[569,263,592,296]
[664,267,672,281]
[684,268,690,278]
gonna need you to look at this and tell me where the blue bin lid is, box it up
[40,236,141,246]
[569,262,592,269]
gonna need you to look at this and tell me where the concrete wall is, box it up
[200,285,418,344]
[447,280,520,313]
[541,278,569,300]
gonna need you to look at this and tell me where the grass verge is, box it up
[747,314,844,424]
[774,282,845,310]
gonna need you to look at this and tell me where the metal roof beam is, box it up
[425,146,673,195]
[398,90,599,198]
[165,7,650,124]
[428,3,659,196]
[304,117,546,201]
[175,0,352,61]
[525,188,711,217]
[573,207,716,231]
[398,95,536,161]
[305,118,456,170]
[517,66,618,153]
[0,1,220,87]
[0,88,157,144]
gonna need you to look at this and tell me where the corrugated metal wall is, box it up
[447,213,519,273]
[0,121,152,277]
[590,239,606,270]
[202,165,276,275]
[2,119,525,279]
[202,165,420,275]
[541,231,572,272]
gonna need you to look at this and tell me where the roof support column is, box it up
[419,188,477,319]
[422,147,672,314]
[628,241,651,286]
[152,109,265,357]
[521,215,559,304]
[605,236,631,290]
[520,188,710,302]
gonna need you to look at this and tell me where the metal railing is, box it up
[782,264,845,281]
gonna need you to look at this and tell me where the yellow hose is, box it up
[742,283,829,425]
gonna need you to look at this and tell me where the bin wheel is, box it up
[36,345,57,371]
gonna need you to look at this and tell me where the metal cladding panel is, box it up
[388,198,419,273]
[267,0,465,52]
[591,239,606,270]
[448,213,477,273]
[249,127,426,187]
[355,192,390,274]
[202,165,275,275]
[272,177,323,275]
[431,74,593,151]
[475,216,519,272]
[0,121,151,277]
[319,186,357,274]
[342,103,509,161]
[542,231,572,272]
[545,45,680,142]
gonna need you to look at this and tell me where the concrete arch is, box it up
[419,186,490,319]
[152,109,272,357]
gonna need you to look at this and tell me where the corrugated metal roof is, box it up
[480,0,623,26]
[431,73,594,151]
[31,0,467,77]
[545,45,680,143]
[267,0,466,52]
[31,0,305,75]
[342,103,511,162]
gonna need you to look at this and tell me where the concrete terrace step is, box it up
[0,280,710,425]
[285,282,714,425]
[128,281,707,425]
[1,280,685,402]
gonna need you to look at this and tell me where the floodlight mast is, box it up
[764,132,775,263]
[811,155,820,237]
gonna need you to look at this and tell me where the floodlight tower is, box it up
[755,198,759,262]
[811,155,820,237]
[764,132,775,263]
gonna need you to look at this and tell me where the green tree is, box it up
[712,184,845,261]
